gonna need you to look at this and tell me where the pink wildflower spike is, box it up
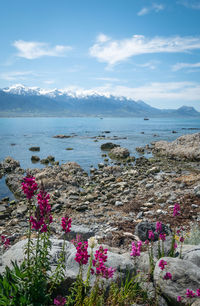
[75,241,90,265]
[159,233,166,241]
[174,242,178,249]
[54,295,66,305]
[196,289,200,297]
[179,237,184,243]
[177,296,182,302]
[144,239,149,245]
[148,230,155,241]
[173,203,180,217]
[91,245,115,279]
[61,216,72,233]
[158,259,167,270]
[21,175,38,199]
[163,272,172,280]
[130,241,142,257]
[156,221,162,233]
[1,235,10,249]
[186,289,196,298]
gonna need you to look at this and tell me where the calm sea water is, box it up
[0,117,200,198]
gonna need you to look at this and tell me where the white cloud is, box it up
[137,60,160,70]
[172,62,200,71]
[43,80,55,85]
[95,77,121,82]
[177,0,200,9]
[138,3,164,16]
[0,71,34,81]
[89,34,200,66]
[13,40,72,59]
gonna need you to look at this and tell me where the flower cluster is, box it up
[159,233,166,241]
[22,175,38,199]
[163,272,172,280]
[130,241,142,257]
[75,241,90,265]
[61,216,72,233]
[91,246,115,279]
[173,203,180,217]
[30,190,53,233]
[156,221,162,234]
[158,259,167,271]
[1,235,10,249]
[177,288,200,301]
[54,295,66,305]
[148,230,155,241]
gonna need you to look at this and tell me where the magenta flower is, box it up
[177,296,182,302]
[196,289,200,296]
[91,246,115,279]
[179,236,184,243]
[144,239,149,245]
[1,235,10,249]
[54,295,66,305]
[75,241,90,265]
[173,203,180,217]
[163,272,172,280]
[186,289,196,298]
[159,233,166,241]
[61,216,72,233]
[159,259,167,270]
[174,242,178,249]
[156,221,162,233]
[22,175,38,199]
[130,241,142,257]
[148,230,155,241]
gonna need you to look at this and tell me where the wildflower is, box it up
[88,237,98,248]
[163,272,172,280]
[61,216,72,233]
[177,296,182,302]
[1,235,10,249]
[186,289,196,298]
[179,236,184,243]
[148,230,155,241]
[174,242,178,249]
[21,175,38,199]
[130,241,142,257]
[91,245,115,279]
[144,239,149,245]
[75,241,90,265]
[54,295,66,305]
[158,259,167,270]
[159,233,166,241]
[173,203,180,217]
[196,289,200,297]
[156,221,162,233]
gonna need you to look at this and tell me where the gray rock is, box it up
[109,147,130,159]
[100,142,119,151]
[154,257,200,304]
[135,221,171,242]
[183,245,200,268]
[29,146,40,152]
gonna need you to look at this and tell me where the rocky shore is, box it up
[0,133,200,304]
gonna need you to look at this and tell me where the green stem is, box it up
[27,199,32,278]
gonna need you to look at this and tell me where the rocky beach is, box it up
[0,132,200,305]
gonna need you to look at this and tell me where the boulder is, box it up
[101,142,119,151]
[31,155,40,162]
[154,256,200,304]
[109,147,130,159]
[135,221,171,242]
[29,146,40,152]
[0,157,20,173]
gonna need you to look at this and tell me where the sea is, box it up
[0,117,200,199]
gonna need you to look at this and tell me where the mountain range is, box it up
[0,84,199,117]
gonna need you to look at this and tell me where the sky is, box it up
[0,0,200,110]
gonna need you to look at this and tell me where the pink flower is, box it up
[54,295,66,305]
[186,289,196,298]
[1,235,10,249]
[174,242,178,249]
[159,259,167,270]
[179,237,184,243]
[196,289,200,296]
[177,296,182,302]
[75,241,90,265]
[173,203,180,217]
[91,246,115,279]
[61,217,72,233]
[163,272,172,280]
[144,239,149,245]
[22,175,38,199]
[159,233,166,241]
[156,222,162,233]
[148,230,155,241]
[130,241,142,257]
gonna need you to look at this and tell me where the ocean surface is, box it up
[1,117,200,199]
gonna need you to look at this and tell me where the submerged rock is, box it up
[101,142,120,151]
[109,147,130,159]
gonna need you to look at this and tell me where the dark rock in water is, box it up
[53,135,72,139]
[47,155,55,162]
[136,147,145,153]
[135,221,171,242]
[0,157,20,174]
[102,131,111,134]
[10,143,16,146]
[29,146,40,151]
[66,148,73,150]
[172,130,177,133]
[31,156,40,162]
[101,142,120,151]
[40,158,49,164]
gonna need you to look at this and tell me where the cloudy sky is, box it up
[1,0,200,110]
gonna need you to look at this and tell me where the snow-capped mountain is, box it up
[0,84,199,117]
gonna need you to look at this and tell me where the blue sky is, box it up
[0,0,200,110]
